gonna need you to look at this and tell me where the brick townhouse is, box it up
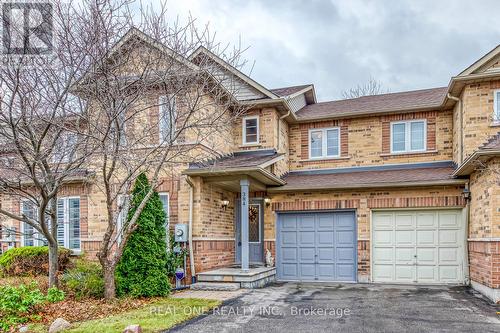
[1,30,499,302]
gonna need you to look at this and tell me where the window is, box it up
[390,120,427,153]
[248,204,260,243]
[159,95,177,143]
[53,133,77,163]
[494,90,500,122]
[159,193,169,246]
[242,116,259,145]
[308,127,340,159]
[21,197,80,250]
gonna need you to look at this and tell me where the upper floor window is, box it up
[494,90,500,122]
[242,116,259,145]
[309,127,340,159]
[159,95,177,143]
[390,120,426,153]
[53,133,77,163]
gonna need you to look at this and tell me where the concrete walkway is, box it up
[171,288,247,301]
[167,283,500,333]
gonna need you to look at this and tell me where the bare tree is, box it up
[341,77,388,99]
[69,0,248,299]
[0,1,95,287]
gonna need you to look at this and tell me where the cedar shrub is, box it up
[115,173,170,297]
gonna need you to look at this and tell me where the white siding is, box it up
[287,93,307,113]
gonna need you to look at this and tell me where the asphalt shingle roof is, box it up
[295,87,448,120]
[189,150,282,171]
[270,84,312,97]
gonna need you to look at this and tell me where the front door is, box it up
[235,199,264,264]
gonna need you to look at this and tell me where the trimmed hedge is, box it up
[0,246,71,276]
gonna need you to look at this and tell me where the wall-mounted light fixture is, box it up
[220,199,230,211]
[264,197,271,207]
[462,188,471,201]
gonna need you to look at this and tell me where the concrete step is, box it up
[190,282,240,291]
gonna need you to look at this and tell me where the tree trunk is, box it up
[103,264,116,300]
[48,242,59,288]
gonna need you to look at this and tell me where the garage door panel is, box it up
[373,210,463,284]
[439,248,459,264]
[395,230,415,246]
[299,216,315,230]
[336,230,355,245]
[299,264,316,279]
[318,231,334,244]
[417,266,437,282]
[299,231,315,245]
[299,247,315,261]
[277,212,356,282]
[395,248,414,263]
[439,229,459,245]
[417,230,436,246]
[317,247,334,261]
[373,247,393,263]
[395,213,414,229]
[373,213,393,229]
[439,266,460,281]
[395,265,414,281]
[373,264,394,281]
[281,248,297,261]
[416,248,437,266]
[416,212,436,228]
[374,230,392,245]
[439,212,460,229]
[282,231,297,245]
[281,216,297,230]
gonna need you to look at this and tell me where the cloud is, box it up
[164,0,500,100]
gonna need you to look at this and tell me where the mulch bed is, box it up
[34,297,156,324]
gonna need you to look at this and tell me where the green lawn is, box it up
[30,298,220,333]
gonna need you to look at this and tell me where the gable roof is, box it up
[294,87,447,121]
[189,46,278,100]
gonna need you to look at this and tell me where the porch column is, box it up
[240,178,250,271]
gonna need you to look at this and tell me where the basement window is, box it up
[390,120,427,153]
[242,116,259,145]
[309,127,340,159]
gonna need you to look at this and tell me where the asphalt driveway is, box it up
[168,282,500,333]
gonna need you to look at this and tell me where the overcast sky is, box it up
[164,0,500,101]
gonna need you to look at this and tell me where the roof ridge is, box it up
[270,84,312,91]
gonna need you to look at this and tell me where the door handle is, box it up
[238,241,241,246]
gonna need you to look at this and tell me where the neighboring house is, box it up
[1,31,499,302]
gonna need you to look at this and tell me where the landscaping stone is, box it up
[123,324,142,333]
[48,318,71,333]
[18,326,29,333]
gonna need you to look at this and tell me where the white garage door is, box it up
[372,210,465,284]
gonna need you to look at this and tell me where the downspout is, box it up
[185,176,196,284]
[447,93,463,164]
[463,181,471,285]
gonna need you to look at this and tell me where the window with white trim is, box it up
[309,127,340,159]
[21,197,80,250]
[390,120,427,153]
[242,116,259,145]
[158,193,170,247]
[494,90,500,122]
[159,95,177,143]
[53,133,77,163]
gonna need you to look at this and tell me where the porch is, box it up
[183,150,284,289]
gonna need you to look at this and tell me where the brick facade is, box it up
[468,241,500,289]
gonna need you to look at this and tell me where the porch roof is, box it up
[453,131,500,176]
[268,161,466,192]
[183,150,286,188]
